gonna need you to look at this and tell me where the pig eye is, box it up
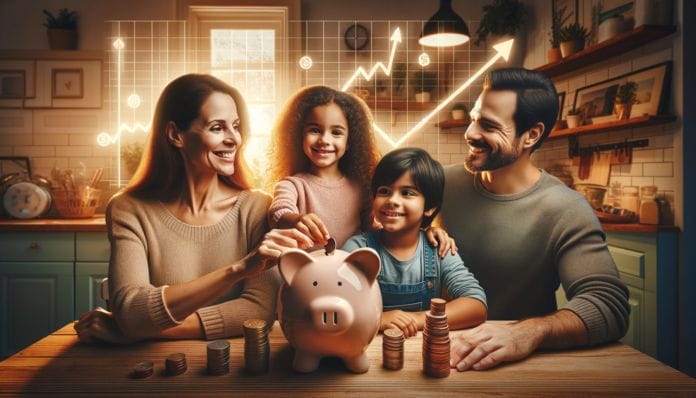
[312,281,318,286]
[337,281,343,286]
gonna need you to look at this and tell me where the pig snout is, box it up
[309,296,354,333]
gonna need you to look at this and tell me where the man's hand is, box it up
[74,307,138,345]
[450,321,548,371]
[381,310,420,338]
[424,226,458,258]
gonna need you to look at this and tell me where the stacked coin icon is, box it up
[422,298,450,378]
[131,361,154,379]
[207,340,231,375]
[243,319,270,374]
[382,328,405,370]
[165,352,187,376]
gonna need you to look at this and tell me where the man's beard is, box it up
[464,142,521,173]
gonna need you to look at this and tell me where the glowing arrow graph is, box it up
[340,28,402,92]
[96,123,151,147]
[349,37,514,148]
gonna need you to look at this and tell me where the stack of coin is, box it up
[382,328,405,370]
[243,319,270,374]
[207,340,231,375]
[131,361,154,379]
[165,353,187,376]
[422,298,450,378]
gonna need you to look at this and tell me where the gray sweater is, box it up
[440,165,629,345]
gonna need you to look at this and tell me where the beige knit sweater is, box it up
[106,189,280,340]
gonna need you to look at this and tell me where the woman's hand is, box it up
[235,228,316,278]
[74,307,138,345]
[381,310,419,338]
[425,226,459,258]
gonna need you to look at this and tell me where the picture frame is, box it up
[557,91,566,120]
[0,70,26,99]
[573,61,671,124]
[52,68,84,99]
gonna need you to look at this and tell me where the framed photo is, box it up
[0,70,26,98]
[557,91,566,120]
[52,68,83,99]
[573,61,671,124]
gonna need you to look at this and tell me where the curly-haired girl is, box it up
[266,85,380,248]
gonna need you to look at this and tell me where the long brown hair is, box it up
[126,74,254,202]
[267,85,381,196]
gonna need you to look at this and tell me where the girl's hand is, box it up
[425,226,459,258]
[381,310,419,338]
[74,307,138,345]
[292,213,330,245]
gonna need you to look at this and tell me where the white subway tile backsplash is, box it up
[608,61,632,78]
[632,149,663,163]
[632,48,672,70]
[631,177,655,187]
[643,162,673,177]
[568,76,586,92]
[60,146,93,157]
[664,148,673,161]
[14,146,55,158]
[648,135,674,148]
[33,110,103,134]
[0,147,12,156]
[33,134,69,146]
[621,163,644,176]
[654,177,676,191]
[0,110,32,134]
[586,69,609,85]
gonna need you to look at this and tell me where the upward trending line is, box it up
[340,28,402,92]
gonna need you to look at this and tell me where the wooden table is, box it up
[1,323,695,397]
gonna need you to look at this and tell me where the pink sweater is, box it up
[269,173,370,248]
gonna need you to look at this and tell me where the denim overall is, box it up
[365,231,440,311]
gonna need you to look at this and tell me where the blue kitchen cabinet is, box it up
[0,231,110,359]
[0,232,75,358]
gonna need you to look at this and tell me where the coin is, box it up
[243,318,270,374]
[131,361,154,379]
[324,237,336,255]
[165,352,187,376]
[207,340,230,375]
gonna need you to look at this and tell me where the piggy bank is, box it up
[277,247,382,373]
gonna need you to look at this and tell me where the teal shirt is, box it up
[342,231,487,307]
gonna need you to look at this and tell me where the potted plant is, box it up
[548,1,571,63]
[614,81,638,119]
[474,0,528,65]
[566,108,582,128]
[558,22,589,58]
[43,8,78,50]
[451,103,468,120]
[410,70,437,103]
[121,142,144,177]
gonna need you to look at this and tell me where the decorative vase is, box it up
[559,40,584,58]
[414,92,431,103]
[566,115,581,128]
[548,47,562,63]
[598,16,625,43]
[47,29,77,50]
[614,103,633,120]
[451,109,466,120]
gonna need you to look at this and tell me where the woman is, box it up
[75,74,312,344]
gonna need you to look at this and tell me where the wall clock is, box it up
[344,24,370,51]
[1,173,52,219]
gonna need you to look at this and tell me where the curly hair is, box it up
[267,85,381,197]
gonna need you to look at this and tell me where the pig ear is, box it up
[278,249,314,285]
[344,248,381,284]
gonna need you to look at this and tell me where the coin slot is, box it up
[323,312,327,324]
[333,311,338,325]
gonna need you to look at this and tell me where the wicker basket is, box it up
[52,188,102,218]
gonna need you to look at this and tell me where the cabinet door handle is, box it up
[29,241,40,249]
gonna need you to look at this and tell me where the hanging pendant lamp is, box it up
[419,0,470,47]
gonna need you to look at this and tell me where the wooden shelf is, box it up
[601,223,680,233]
[368,100,436,111]
[548,115,676,139]
[437,119,471,129]
[535,25,676,78]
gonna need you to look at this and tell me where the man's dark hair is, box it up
[371,147,444,227]
[484,68,559,151]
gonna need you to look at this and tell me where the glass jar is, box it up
[639,185,659,224]
[620,186,640,214]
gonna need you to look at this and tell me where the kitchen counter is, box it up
[1,322,695,396]
[0,216,107,232]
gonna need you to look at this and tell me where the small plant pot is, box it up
[451,109,466,120]
[566,115,581,128]
[559,40,584,58]
[614,103,633,120]
[47,28,77,50]
[598,16,625,43]
[414,92,431,103]
[548,47,562,63]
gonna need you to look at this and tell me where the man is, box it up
[439,68,629,371]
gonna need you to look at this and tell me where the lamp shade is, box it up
[419,0,470,47]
